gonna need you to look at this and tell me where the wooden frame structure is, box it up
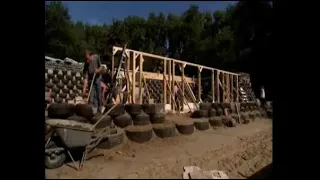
[111,46,240,111]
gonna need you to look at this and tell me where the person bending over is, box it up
[82,50,105,114]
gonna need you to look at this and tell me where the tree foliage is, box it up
[45,1,273,98]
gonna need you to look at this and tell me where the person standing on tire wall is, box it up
[83,49,105,114]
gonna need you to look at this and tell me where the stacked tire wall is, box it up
[45,61,84,104]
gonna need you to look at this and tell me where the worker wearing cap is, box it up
[83,50,105,114]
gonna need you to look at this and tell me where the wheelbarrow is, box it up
[45,104,118,170]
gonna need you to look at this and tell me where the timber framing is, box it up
[112,46,240,110]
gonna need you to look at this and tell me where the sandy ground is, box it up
[46,117,272,179]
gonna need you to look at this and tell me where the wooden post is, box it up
[163,59,167,105]
[139,55,144,104]
[226,73,230,103]
[198,67,202,103]
[168,60,172,105]
[211,70,215,103]
[222,72,225,103]
[111,49,115,80]
[236,75,239,102]
[132,52,136,103]
[231,75,234,102]
[172,62,175,111]
[126,52,131,103]
[181,63,185,111]
[216,71,220,103]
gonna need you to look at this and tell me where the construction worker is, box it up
[82,50,105,115]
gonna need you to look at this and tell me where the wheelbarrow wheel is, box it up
[45,141,66,169]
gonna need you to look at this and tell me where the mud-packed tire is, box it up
[96,128,125,149]
[193,119,210,131]
[47,103,70,119]
[222,116,237,127]
[67,115,89,123]
[132,111,150,125]
[209,116,224,127]
[104,104,125,117]
[266,109,273,118]
[45,141,66,169]
[241,112,250,124]
[249,112,256,121]
[113,112,132,128]
[150,112,166,124]
[125,104,142,116]
[141,104,156,115]
[254,110,261,118]
[208,108,216,117]
[65,103,75,117]
[91,114,112,128]
[125,125,153,143]
[152,122,176,138]
[216,108,223,116]
[212,103,219,110]
[231,113,240,123]
[75,104,94,120]
[174,120,194,135]
[191,109,208,118]
[199,103,211,110]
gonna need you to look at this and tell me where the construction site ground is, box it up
[46,116,272,179]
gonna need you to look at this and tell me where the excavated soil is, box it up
[46,115,272,179]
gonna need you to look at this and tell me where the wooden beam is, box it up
[172,61,175,111]
[181,63,185,111]
[236,75,239,102]
[112,46,240,76]
[139,55,144,104]
[198,67,202,103]
[216,71,220,103]
[111,49,115,80]
[163,59,167,105]
[211,70,215,103]
[222,72,225,103]
[226,73,230,103]
[168,59,172,105]
[132,52,136,103]
[231,75,234,102]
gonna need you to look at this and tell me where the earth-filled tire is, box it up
[75,104,94,120]
[125,125,153,143]
[67,115,89,123]
[174,120,194,135]
[141,104,156,115]
[266,109,273,118]
[208,116,224,127]
[249,112,256,121]
[193,119,210,131]
[51,86,60,93]
[96,128,125,149]
[212,103,219,110]
[208,108,216,117]
[191,109,208,118]
[91,114,112,128]
[125,104,142,116]
[65,103,75,117]
[47,103,71,119]
[199,103,211,111]
[104,104,126,117]
[231,113,240,123]
[113,112,132,128]
[216,108,223,116]
[152,122,176,138]
[241,112,250,124]
[45,141,66,169]
[222,116,237,127]
[150,112,166,124]
[56,82,64,89]
[132,111,150,125]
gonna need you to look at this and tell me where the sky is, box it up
[63,1,237,25]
